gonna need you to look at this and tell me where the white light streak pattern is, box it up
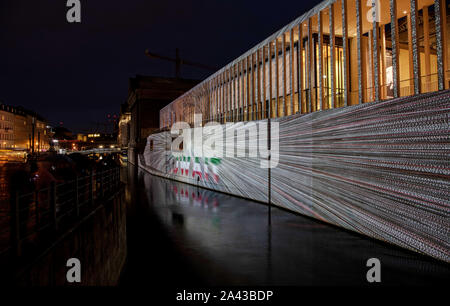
[141,90,450,262]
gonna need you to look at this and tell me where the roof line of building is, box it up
[0,102,47,122]
[161,0,334,112]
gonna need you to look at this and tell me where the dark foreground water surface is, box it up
[120,165,449,286]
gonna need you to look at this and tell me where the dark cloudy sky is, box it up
[0,0,321,133]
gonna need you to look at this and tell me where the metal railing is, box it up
[0,167,122,259]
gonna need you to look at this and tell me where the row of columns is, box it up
[162,0,448,128]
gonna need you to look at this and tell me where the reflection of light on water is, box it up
[172,185,220,212]
[0,151,27,162]
[137,169,450,285]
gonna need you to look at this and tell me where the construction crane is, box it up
[145,48,216,78]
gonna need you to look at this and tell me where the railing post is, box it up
[109,168,113,193]
[51,181,58,231]
[75,175,79,217]
[90,171,94,206]
[108,169,110,194]
[35,190,39,231]
[101,170,105,199]
[114,167,117,189]
[105,169,108,195]
[11,191,21,257]
[113,168,116,190]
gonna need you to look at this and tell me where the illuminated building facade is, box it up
[0,105,14,150]
[0,103,50,151]
[141,0,450,262]
[160,0,449,127]
[118,104,131,149]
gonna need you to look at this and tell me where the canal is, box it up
[120,164,449,286]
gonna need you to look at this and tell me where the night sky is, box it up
[0,0,321,133]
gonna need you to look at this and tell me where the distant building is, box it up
[86,133,117,150]
[126,75,199,164]
[14,112,29,150]
[0,105,14,150]
[0,103,50,152]
[53,126,73,141]
[118,103,131,149]
[76,133,87,142]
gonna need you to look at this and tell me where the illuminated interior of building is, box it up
[160,0,449,128]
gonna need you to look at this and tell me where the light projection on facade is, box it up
[139,0,450,262]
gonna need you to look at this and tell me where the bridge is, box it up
[67,148,121,155]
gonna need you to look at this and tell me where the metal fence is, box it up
[0,167,122,260]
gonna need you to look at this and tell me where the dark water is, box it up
[120,164,449,286]
[0,162,28,252]
[0,161,27,203]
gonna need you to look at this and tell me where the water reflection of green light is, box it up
[211,216,220,229]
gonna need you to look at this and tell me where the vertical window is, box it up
[347,0,359,105]
[333,0,346,107]
[419,2,439,93]
[310,15,319,111]
[300,21,309,113]
[396,0,415,96]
